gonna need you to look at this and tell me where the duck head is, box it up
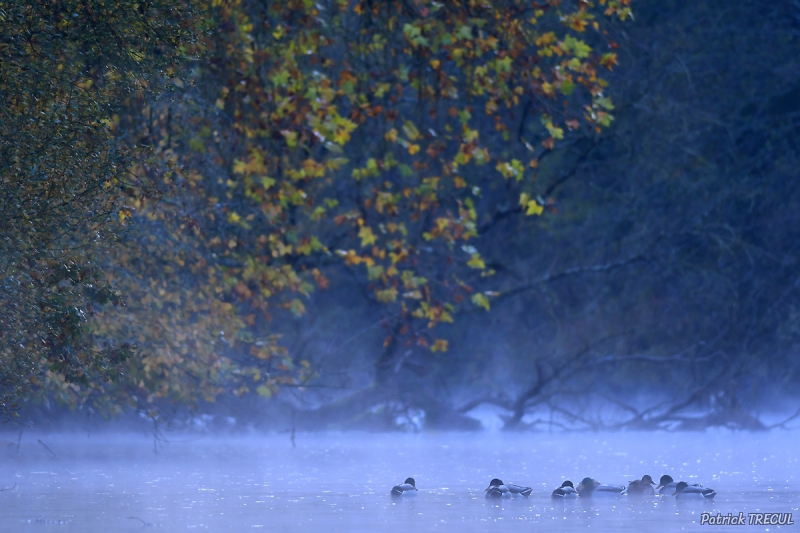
[641,475,655,485]
[672,481,689,496]
[485,478,504,491]
[656,475,673,490]
[404,477,417,490]
[561,480,575,489]
[577,477,597,492]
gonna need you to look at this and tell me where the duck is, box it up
[391,477,418,496]
[627,475,656,495]
[576,477,626,497]
[656,474,678,495]
[551,480,579,498]
[484,478,532,498]
[656,475,703,495]
[673,481,716,500]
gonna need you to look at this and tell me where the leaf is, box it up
[402,120,421,141]
[376,287,398,302]
[595,95,615,111]
[526,200,544,216]
[562,35,592,58]
[334,128,352,145]
[289,298,306,316]
[471,293,490,311]
[358,226,377,247]
[467,252,485,269]
[431,339,449,353]
[600,53,619,69]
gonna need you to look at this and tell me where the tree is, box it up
[434,0,800,431]
[68,0,632,422]
[0,0,196,417]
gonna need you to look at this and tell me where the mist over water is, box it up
[0,430,797,532]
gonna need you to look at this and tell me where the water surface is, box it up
[0,431,797,532]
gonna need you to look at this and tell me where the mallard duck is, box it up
[391,477,418,496]
[576,477,626,497]
[673,481,716,500]
[627,475,656,495]
[656,475,703,495]
[551,480,579,498]
[484,478,532,498]
[655,475,678,495]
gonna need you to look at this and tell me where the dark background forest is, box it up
[3,0,800,434]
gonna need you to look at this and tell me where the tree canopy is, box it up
[22,0,629,418]
[0,0,195,416]
[11,0,799,432]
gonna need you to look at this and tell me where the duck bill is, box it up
[655,484,663,490]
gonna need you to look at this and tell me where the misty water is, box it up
[0,430,797,532]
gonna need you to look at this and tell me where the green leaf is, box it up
[467,252,486,269]
[471,293,490,311]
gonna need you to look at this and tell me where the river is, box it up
[0,430,797,532]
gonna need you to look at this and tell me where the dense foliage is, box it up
[51,0,630,417]
[8,0,800,432]
[0,0,195,416]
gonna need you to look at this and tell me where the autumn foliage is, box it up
[0,0,195,416]
[2,0,631,417]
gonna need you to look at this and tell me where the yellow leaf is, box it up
[431,339,449,353]
[526,200,544,216]
[358,226,377,247]
[467,252,485,269]
[334,129,351,145]
[337,249,362,265]
[471,293,490,311]
[408,144,420,155]
[385,128,398,142]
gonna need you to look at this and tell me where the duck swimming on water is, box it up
[656,475,703,495]
[576,477,626,497]
[391,477,418,496]
[627,475,656,495]
[673,481,716,500]
[551,480,579,498]
[656,475,678,495]
[484,478,532,498]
